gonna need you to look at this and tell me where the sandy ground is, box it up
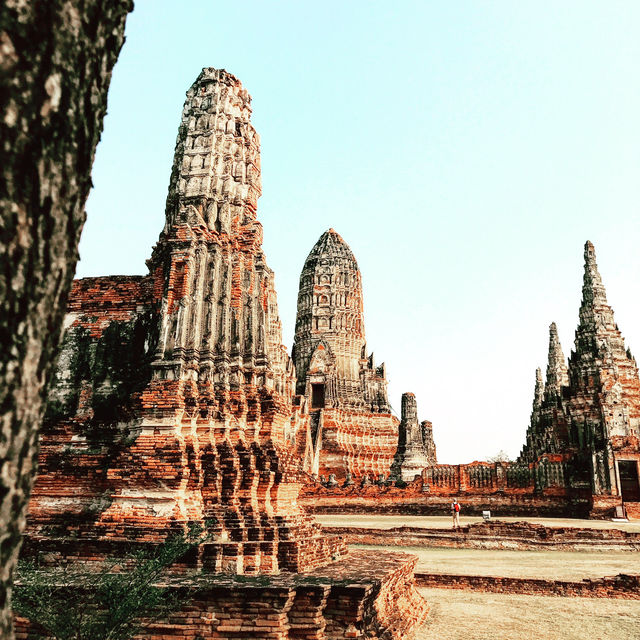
[316,513,640,532]
[352,544,640,580]
[415,588,640,640]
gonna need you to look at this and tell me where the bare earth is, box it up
[331,516,640,638]
[351,544,640,580]
[316,514,640,532]
[415,588,640,640]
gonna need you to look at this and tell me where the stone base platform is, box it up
[15,550,429,640]
[323,521,640,552]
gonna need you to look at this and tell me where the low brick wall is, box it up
[322,521,640,552]
[15,550,429,640]
[415,572,640,599]
[301,484,591,518]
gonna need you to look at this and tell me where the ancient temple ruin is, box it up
[520,241,640,517]
[291,229,400,480]
[303,242,640,521]
[19,68,428,638]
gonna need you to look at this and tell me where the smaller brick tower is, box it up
[391,393,437,482]
[292,229,399,479]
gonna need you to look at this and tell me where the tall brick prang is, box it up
[291,229,402,480]
[29,69,345,575]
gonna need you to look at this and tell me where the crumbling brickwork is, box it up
[413,572,640,600]
[14,550,429,640]
[320,520,640,551]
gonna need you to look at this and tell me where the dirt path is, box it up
[352,544,640,580]
[415,588,640,640]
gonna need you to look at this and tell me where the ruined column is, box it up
[391,392,437,482]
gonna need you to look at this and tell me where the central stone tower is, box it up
[292,229,399,480]
[95,69,343,574]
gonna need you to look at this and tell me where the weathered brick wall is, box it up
[28,275,158,538]
[301,479,591,517]
[320,521,640,552]
[316,409,398,480]
[414,572,640,599]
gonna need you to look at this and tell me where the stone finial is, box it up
[401,392,418,423]
[582,241,608,308]
[576,241,620,350]
[545,323,568,396]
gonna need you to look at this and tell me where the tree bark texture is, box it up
[0,2,132,636]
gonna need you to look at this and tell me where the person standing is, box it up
[451,498,461,529]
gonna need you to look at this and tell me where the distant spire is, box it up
[533,367,544,411]
[546,322,568,395]
[582,241,608,308]
[524,367,544,456]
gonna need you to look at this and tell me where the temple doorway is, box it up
[618,460,640,501]
[311,383,325,409]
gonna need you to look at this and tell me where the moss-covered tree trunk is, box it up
[0,2,132,636]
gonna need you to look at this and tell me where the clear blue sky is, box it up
[80,1,640,463]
